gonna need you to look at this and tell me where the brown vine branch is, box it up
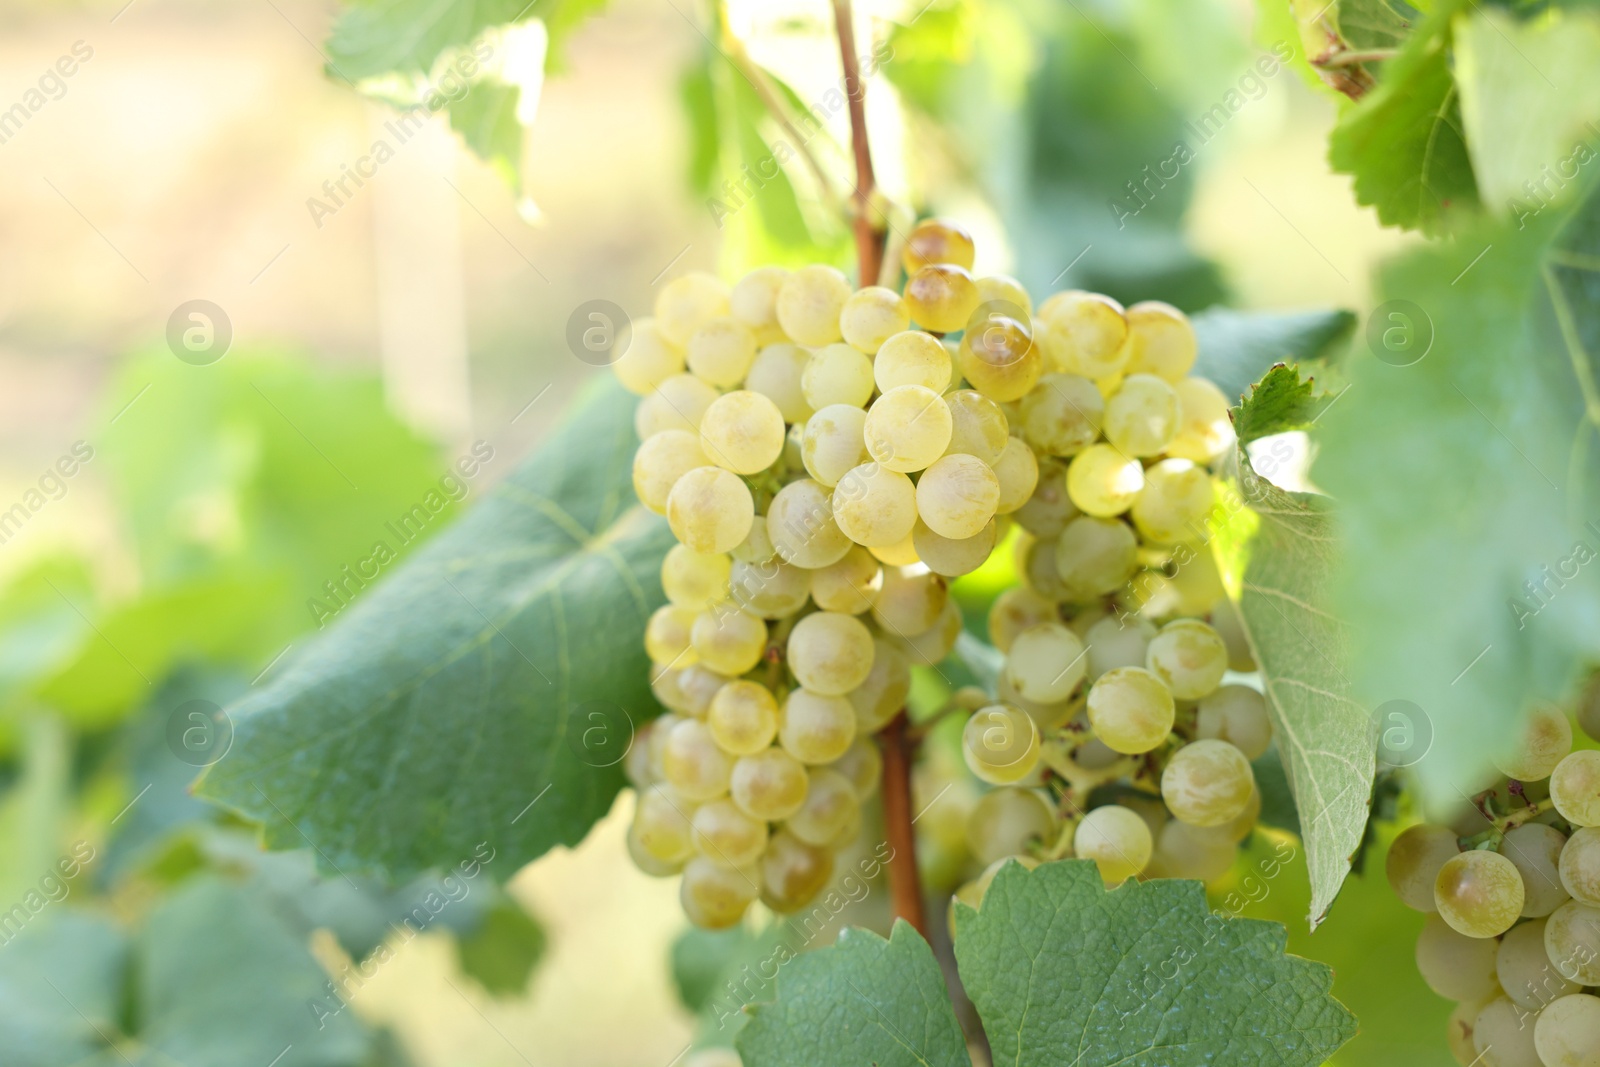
[831,0,887,285]
[878,712,927,936]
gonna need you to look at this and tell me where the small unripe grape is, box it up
[1104,374,1180,457]
[1036,291,1130,379]
[847,637,911,732]
[1147,819,1236,881]
[708,680,779,756]
[729,558,811,619]
[1386,823,1462,912]
[807,545,882,614]
[1161,739,1255,827]
[636,373,720,439]
[802,343,876,410]
[992,437,1039,514]
[832,462,919,546]
[661,545,731,611]
[914,518,997,577]
[1123,301,1197,382]
[1446,997,1490,1066]
[1561,826,1600,905]
[892,596,964,668]
[875,330,952,393]
[943,389,1010,464]
[1066,444,1144,517]
[1552,750,1600,826]
[787,612,876,696]
[864,385,953,473]
[744,342,813,423]
[633,430,709,515]
[917,454,1000,539]
[1196,684,1273,760]
[700,390,786,475]
[663,719,734,801]
[1493,701,1573,782]
[1084,616,1155,681]
[1535,993,1600,1067]
[904,264,980,333]
[963,704,1041,785]
[1547,899,1600,984]
[730,746,808,821]
[958,310,1042,402]
[692,798,768,868]
[902,217,976,272]
[801,404,868,488]
[1006,622,1087,704]
[1132,459,1215,545]
[967,787,1055,866]
[730,265,788,343]
[633,783,696,864]
[987,587,1059,653]
[1498,916,1578,1010]
[645,604,698,666]
[1167,377,1236,463]
[1503,822,1570,917]
[686,603,763,675]
[1019,373,1104,457]
[1471,996,1542,1067]
[786,768,860,846]
[687,317,759,388]
[731,515,776,564]
[1055,515,1138,601]
[1013,458,1077,538]
[1146,619,1228,700]
[829,736,883,800]
[614,318,686,395]
[1074,804,1153,884]
[680,856,758,929]
[1413,912,1501,1001]
[872,567,949,634]
[760,830,834,913]
[765,479,852,569]
[867,531,921,566]
[667,467,754,554]
[779,689,858,764]
[839,286,910,353]
[777,264,851,346]
[1436,850,1526,938]
[656,272,732,347]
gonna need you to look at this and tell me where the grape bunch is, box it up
[1386,700,1600,1066]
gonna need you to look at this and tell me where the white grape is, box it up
[1066,444,1144,517]
[1146,619,1228,700]
[1019,373,1104,456]
[691,799,768,868]
[992,436,1040,514]
[1552,751,1600,826]
[987,587,1060,653]
[1161,739,1254,828]
[743,342,813,423]
[962,703,1041,785]
[1472,995,1542,1067]
[1013,458,1078,538]
[1036,290,1129,379]
[917,453,1001,539]
[1055,515,1138,601]
[645,604,697,666]
[1436,850,1526,938]
[633,783,696,864]
[776,264,851,346]
[730,747,808,821]
[1416,912,1501,1002]
[832,462,919,547]
[707,680,778,756]
[1087,667,1174,754]
[839,286,910,353]
[731,515,776,564]
[729,558,811,619]
[914,518,997,578]
[687,317,759,388]
[729,265,788,343]
[1493,702,1573,782]
[802,343,876,410]
[864,385,954,473]
[1386,823,1462,912]
[636,373,720,439]
[787,612,876,696]
[892,597,964,667]
[871,567,949,635]
[1195,685,1273,760]
[661,544,731,612]
[1546,899,1600,984]
[967,787,1055,866]
[846,637,911,732]
[1497,916,1578,1010]
[699,390,786,475]
[942,389,1009,464]
[800,404,868,488]
[657,272,732,347]
[1167,377,1236,463]
[1131,459,1215,545]
[778,689,857,764]
[1123,301,1196,382]
[690,605,767,676]
[662,719,734,802]
[1534,993,1600,1067]
[1503,822,1571,917]
[1561,826,1600,905]
[633,430,709,515]
[875,330,951,392]
[666,467,754,554]
[1005,622,1087,704]
[765,479,853,569]
[760,830,834,913]
[1074,805,1153,884]
[614,318,686,395]
[786,768,861,846]
[680,856,758,929]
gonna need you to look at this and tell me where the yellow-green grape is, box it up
[1387,823,1465,912]
[687,317,759,388]
[626,824,683,877]
[760,830,835,913]
[1066,444,1144,517]
[779,689,858,764]
[872,567,949,634]
[645,604,698,667]
[1088,662,1177,755]
[776,264,851,346]
[902,217,977,272]
[656,272,732,347]
[663,719,734,802]
[1195,685,1273,761]
[1074,805,1153,884]
[636,373,720,439]
[680,856,758,929]
[916,454,1000,540]
[1221,784,1261,843]
[787,612,876,696]
[1436,850,1527,938]
[1161,740,1255,828]
[809,545,883,614]
[802,343,876,410]
[708,680,779,756]
[730,746,808,821]
[1561,826,1600,905]
[646,713,682,779]
[1036,291,1130,378]
[892,596,964,667]
[633,430,708,515]
[661,544,731,611]
[864,385,953,473]
[744,342,814,424]
[987,586,1060,653]
[690,606,767,676]
[1132,459,1215,545]
[1503,823,1570,917]
[959,310,1043,403]
[1494,701,1574,782]
[729,558,811,619]
[626,718,657,788]
[1084,616,1155,681]
[992,437,1039,514]
[1499,916,1579,1009]
[667,467,754,554]
[975,274,1032,315]
[1146,619,1228,700]
[840,286,910,354]
[1167,377,1236,463]
[699,390,785,476]
[1547,900,1600,984]
[732,515,776,564]
[876,330,952,393]
[904,264,981,333]
[1211,599,1257,673]
[1123,301,1197,382]
[614,318,686,395]
[1019,373,1103,457]
[943,389,1010,464]
[1472,996,1543,1067]
[1416,912,1501,1002]
[1103,374,1180,457]
[847,637,912,732]
[1447,996,1491,1066]
[967,787,1054,866]
[1006,622,1087,704]
[651,670,693,716]
[1013,458,1077,538]
[1055,515,1138,601]
[1170,546,1229,619]
[801,404,868,488]
[787,768,860,846]
[868,532,921,567]
[963,704,1041,785]
[832,462,919,546]
[691,798,768,868]
[766,479,852,569]
[1020,534,1073,602]
[1552,751,1600,826]
[729,265,789,344]
[676,665,729,719]
[998,678,1073,734]
[1535,993,1600,1067]
[829,736,883,800]
[1147,819,1236,881]
[914,518,997,578]
[633,783,696,865]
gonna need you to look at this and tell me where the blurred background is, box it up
[0,0,1431,1063]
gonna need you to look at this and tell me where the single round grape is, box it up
[765,479,852,569]
[687,317,759,388]
[1208,600,1257,673]
[829,736,883,801]
[699,390,786,476]
[1006,622,1087,704]
[1161,739,1254,827]
[871,567,949,635]
[832,462,919,546]
[1103,374,1180,458]
[1499,915,1579,1010]
[917,453,1001,539]
[1146,619,1228,700]
[779,689,858,764]
[743,342,813,423]
[667,467,754,554]
[1084,616,1155,681]
[1055,515,1138,601]
[1195,685,1273,761]
[729,265,788,343]
[691,798,768,868]
[626,718,657,788]
[787,612,875,696]
[942,391,1010,468]
[1504,822,1571,917]
[656,272,732,347]
[1535,993,1600,1067]
[1013,458,1077,538]
[633,783,696,864]
[1553,751,1600,826]
[1087,667,1174,754]
[1413,911,1501,1001]
[645,604,698,666]
[867,531,921,567]
[963,704,1041,785]
[626,823,684,877]
[730,746,808,821]
[632,430,709,516]
[1436,850,1527,938]
[1472,995,1543,1067]
[844,636,910,733]
[1019,373,1104,457]
[1170,546,1229,618]
[663,719,734,802]
[636,373,720,439]
[802,342,875,410]
[892,596,964,668]
[651,670,694,715]
[1066,444,1144,517]
[614,318,686,395]
[902,217,976,272]
[676,665,729,719]
[731,515,775,564]
[688,605,767,676]
[1147,818,1236,881]
[1123,301,1197,382]
[1167,376,1236,463]
[987,587,1059,653]
[1132,459,1215,545]
[975,274,1032,314]
[800,404,868,488]
[876,330,952,393]
[1036,291,1130,379]
[661,545,731,611]
[1547,899,1600,984]
[707,680,779,756]
[729,557,811,619]
[760,830,834,913]
[1386,823,1463,912]
[839,286,910,354]
[1075,805,1153,884]
[864,385,953,473]
[786,768,860,846]
[994,673,1072,735]
[809,545,882,614]
[914,518,997,578]
[992,436,1039,514]
[1561,826,1600,905]
[774,264,850,345]
[967,787,1054,866]
[958,310,1042,402]
[681,856,758,929]
[904,263,980,333]
[1495,702,1574,782]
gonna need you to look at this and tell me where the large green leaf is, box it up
[196,380,674,882]
[1191,306,1355,402]
[0,911,128,1067]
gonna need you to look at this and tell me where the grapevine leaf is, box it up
[196,380,674,882]
[954,860,1356,1065]
[0,912,129,1067]
[679,54,720,197]
[453,895,547,996]
[448,81,524,192]
[1337,0,1416,51]
[326,0,602,81]
[1231,364,1337,445]
[1191,306,1354,402]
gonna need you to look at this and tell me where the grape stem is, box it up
[722,34,841,210]
[830,0,887,286]
[878,710,928,936]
